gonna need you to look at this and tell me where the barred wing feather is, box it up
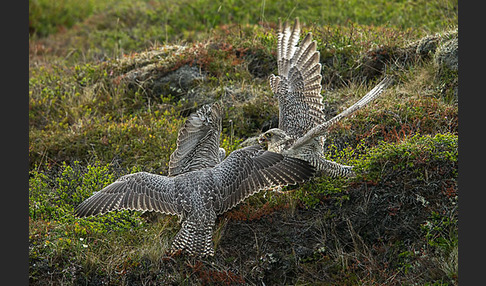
[75,172,181,217]
[212,145,314,215]
[169,102,223,176]
[270,18,325,138]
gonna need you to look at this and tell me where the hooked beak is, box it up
[258,135,267,145]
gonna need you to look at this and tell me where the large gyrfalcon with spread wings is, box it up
[75,103,315,257]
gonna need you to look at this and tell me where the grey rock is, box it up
[415,35,440,57]
[434,37,458,72]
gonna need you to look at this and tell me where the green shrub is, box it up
[294,175,349,209]
[354,133,457,183]
[29,160,153,284]
[29,160,144,226]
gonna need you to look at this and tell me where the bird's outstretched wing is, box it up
[292,76,394,149]
[323,76,394,129]
[75,172,181,218]
[212,145,315,215]
[269,18,325,138]
[168,102,223,176]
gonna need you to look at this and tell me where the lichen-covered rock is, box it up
[151,64,206,97]
[112,45,206,101]
[433,30,458,102]
[434,34,458,72]
[415,34,441,57]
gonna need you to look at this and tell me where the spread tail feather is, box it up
[171,210,216,257]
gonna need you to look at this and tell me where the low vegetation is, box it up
[29,0,458,284]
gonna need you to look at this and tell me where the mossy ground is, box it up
[29,0,458,284]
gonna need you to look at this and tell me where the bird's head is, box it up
[258,128,292,152]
